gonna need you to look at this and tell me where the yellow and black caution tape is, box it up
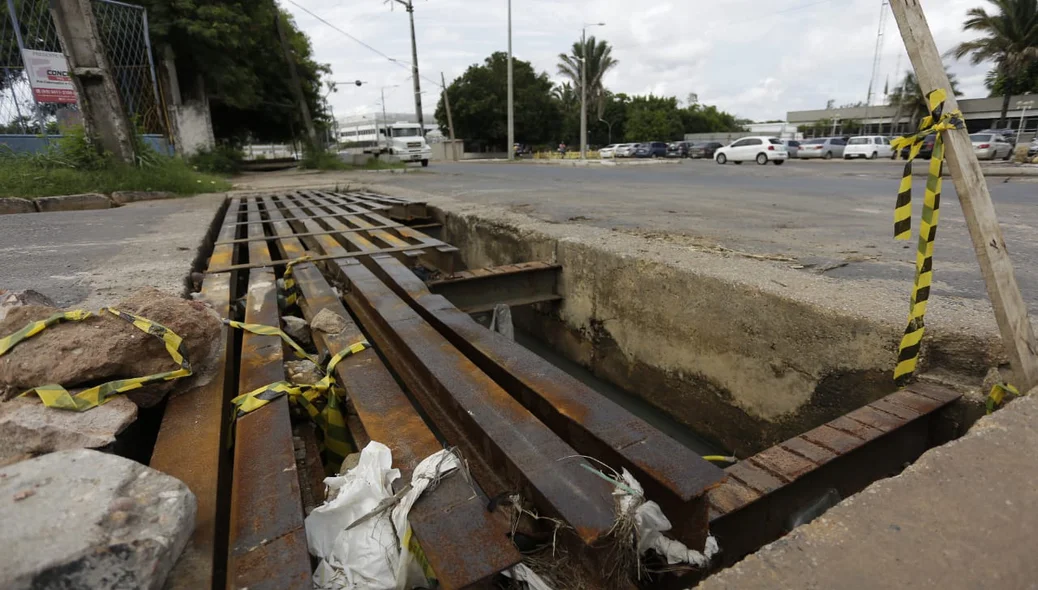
[223,319,318,364]
[229,336,369,472]
[986,382,1021,414]
[281,256,312,308]
[0,308,192,411]
[889,88,965,384]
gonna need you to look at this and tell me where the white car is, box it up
[615,143,639,158]
[599,144,619,158]
[714,137,788,165]
[970,133,1013,160]
[844,136,894,160]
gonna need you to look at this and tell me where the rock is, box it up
[34,193,111,212]
[282,316,312,347]
[0,290,55,322]
[286,360,323,386]
[109,191,176,206]
[310,308,348,335]
[0,449,195,590]
[0,198,36,215]
[0,396,138,467]
[0,288,223,407]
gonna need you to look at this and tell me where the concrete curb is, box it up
[33,193,112,212]
[0,198,36,215]
[110,191,176,205]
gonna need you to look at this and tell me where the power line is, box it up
[281,0,445,89]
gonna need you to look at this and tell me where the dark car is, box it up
[666,141,691,158]
[899,134,937,159]
[690,141,723,159]
[634,141,669,158]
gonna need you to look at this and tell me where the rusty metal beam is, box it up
[259,198,522,589]
[427,262,563,314]
[151,198,239,589]
[332,256,617,545]
[365,256,725,550]
[226,201,311,590]
[214,224,408,245]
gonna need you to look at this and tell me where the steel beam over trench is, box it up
[258,196,521,589]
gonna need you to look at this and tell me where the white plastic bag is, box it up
[305,441,461,590]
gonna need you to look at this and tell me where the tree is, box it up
[435,52,560,150]
[136,1,329,143]
[985,60,1038,95]
[951,0,1038,128]
[888,68,962,132]
[680,103,743,134]
[624,95,684,141]
[557,36,618,119]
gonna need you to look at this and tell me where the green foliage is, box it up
[625,95,684,141]
[300,148,349,171]
[557,35,618,120]
[435,52,561,150]
[189,145,245,174]
[137,1,330,143]
[888,69,962,130]
[986,61,1038,95]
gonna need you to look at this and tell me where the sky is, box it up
[281,0,998,124]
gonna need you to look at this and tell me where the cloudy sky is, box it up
[281,0,997,123]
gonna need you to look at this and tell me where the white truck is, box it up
[345,122,431,167]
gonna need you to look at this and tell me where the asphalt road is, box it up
[378,159,1038,305]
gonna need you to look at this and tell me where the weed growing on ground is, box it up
[0,128,231,198]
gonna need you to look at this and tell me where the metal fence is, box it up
[0,0,164,137]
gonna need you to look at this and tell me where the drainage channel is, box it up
[149,189,970,589]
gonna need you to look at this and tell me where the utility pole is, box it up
[275,9,318,152]
[394,0,424,134]
[49,0,136,163]
[579,22,604,160]
[441,71,457,161]
[507,0,514,160]
[889,0,1038,393]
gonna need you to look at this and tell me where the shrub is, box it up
[188,145,244,174]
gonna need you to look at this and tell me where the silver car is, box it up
[798,137,846,159]
[615,143,640,158]
[970,133,1013,160]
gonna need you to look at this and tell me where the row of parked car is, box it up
[600,128,1035,164]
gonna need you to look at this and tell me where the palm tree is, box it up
[557,36,618,119]
[888,69,962,133]
[552,82,578,110]
[951,0,1038,129]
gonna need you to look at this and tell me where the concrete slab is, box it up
[0,193,225,307]
[698,395,1038,589]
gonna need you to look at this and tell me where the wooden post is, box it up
[441,71,457,161]
[890,0,1038,393]
[275,9,318,152]
[49,0,136,163]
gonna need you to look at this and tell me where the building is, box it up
[787,93,1038,138]
[336,112,441,144]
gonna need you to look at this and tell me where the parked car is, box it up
[634,141,669,158]
[690,141,723,159]
[666,141,691,158]
[714,137,788,165]
[1029,138,1038,158]
[599,144,619,159]
[615,143,639,158]
[781,139,801,158]
[898,134,936,160]
[979,128,1017,147]
[798,137,847,159]
[970,133,1014,160]
[844,136,894,160]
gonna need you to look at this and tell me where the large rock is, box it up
[0,288,223,407]
[0,449,196,590]
[0,396,138,467]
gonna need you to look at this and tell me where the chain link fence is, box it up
[0,0,165,139]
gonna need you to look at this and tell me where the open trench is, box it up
[146,189,974,590]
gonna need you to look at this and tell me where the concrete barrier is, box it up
[0,198,36,215]
[110,191,177,205]
[34,193,112,212]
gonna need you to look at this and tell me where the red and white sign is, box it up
[21,49,78,104]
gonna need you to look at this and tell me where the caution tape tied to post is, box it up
[889,88,965,384]
[0,308,192,411]
[281,256,312,308]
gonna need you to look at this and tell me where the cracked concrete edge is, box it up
[1,191,190,215]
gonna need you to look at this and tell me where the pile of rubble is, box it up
[0,287,222,589]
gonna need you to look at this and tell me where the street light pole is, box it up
[394,0,425,134]
[579,22,604,160]
[507,0,514,160]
